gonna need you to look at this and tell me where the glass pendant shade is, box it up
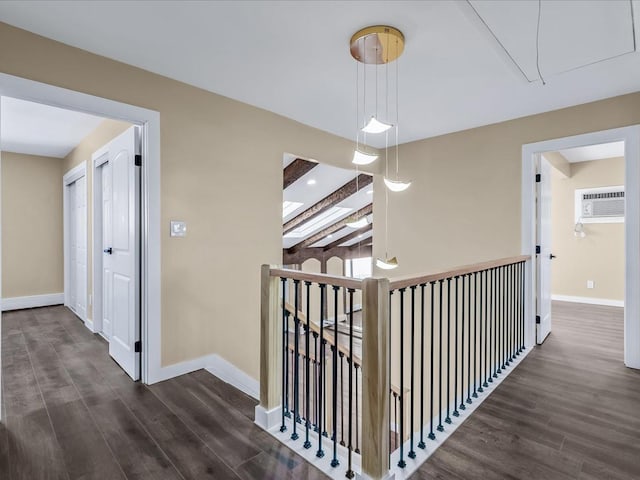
[352,149,379,165]
[383,177,411,192]
[362,116,393,134]
[376,256,399,270]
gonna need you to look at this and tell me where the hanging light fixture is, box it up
[351,25,408,269]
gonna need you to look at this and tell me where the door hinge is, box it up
[536,245,541,255]
[535,315,541,324]
[135,154,142,167]
[134,341,142,353]
[535,173,541,183]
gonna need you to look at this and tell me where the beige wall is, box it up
[0,22,374,375]
[551,157,624,301]
[1,152,64,298]
[378,92,640,281]
[62,119,133,318]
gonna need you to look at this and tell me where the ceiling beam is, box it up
[283,244,373,265]
[287,203,373,253]
[283,158,318,189]
[283,174,373,234]
[323,223,372,251]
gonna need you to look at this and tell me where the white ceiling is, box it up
[0,1,638,148]
[1,97,105,158]
[557,141,625,163]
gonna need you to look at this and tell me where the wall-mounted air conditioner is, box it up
[575,185,624,224]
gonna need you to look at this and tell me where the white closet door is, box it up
[75,175,87,320]
[68,181,77,312]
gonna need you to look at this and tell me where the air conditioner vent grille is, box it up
[576,186,625,222]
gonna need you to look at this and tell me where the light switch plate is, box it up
[170,221,187,237]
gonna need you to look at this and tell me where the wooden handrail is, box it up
[388,255,530,291]
[283,302,362,367]
[270,268,363,290]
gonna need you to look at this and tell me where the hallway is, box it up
[1,302,639,479]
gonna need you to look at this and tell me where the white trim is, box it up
[0,72,162,384]
[91,157,105,335]
[205,354,260,400]
[522,125,640,369]
[63,161,88,324]
[63,162,87,186]
[84,316,97,333]
[254,405,282,431]
[1,293,64,311]
[552,294,624,308]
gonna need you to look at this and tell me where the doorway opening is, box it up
[0,72,163,411]
[522,126,640,369]
[1,96,141,380]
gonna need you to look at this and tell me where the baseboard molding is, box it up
[1,293,64,312]
[149,353,220,384]
[206,354,260,400]
[552,294,624,308]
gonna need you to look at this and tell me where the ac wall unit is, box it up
[575,186,624,224]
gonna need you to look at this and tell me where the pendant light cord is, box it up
[536,0,546,85]
[395,36,400,178]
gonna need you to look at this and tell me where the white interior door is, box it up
[537,154,553,343]
[98,126,140,380]
[101,161,113,339]
[65,173,87,322]
[74,175,87,320]
[68,181,77,312]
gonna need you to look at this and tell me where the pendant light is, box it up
[352,149,379,165]
[351,25,407,270]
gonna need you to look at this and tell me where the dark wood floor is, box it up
[0,306,328,480]
[2,302,639,480]
[413,301,640,480]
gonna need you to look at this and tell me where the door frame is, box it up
[522,125,640,369]
[63,161,89,325]
[0,72,162,393]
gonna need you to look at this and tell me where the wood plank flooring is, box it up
[0,306,328,480]
[412,301,640,480]
[2,302,639,480]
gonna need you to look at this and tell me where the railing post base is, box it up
[254,404,282,431]
[356,472,396,480]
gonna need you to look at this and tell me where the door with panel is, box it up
[95,126,141,380]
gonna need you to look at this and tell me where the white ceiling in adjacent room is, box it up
[1,97,105,158]
[0,1,638,148]
[557,141,625,163]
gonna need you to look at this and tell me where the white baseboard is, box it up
[254,405,281,431]
[205,354,260,400]
[1,293,64,312]
[84,316,97,333]
[149,353,220,384]
[147,352,260,400]
[552,294,624,308]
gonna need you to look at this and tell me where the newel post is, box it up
[361,277,392,480]
[255,264,282,430]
